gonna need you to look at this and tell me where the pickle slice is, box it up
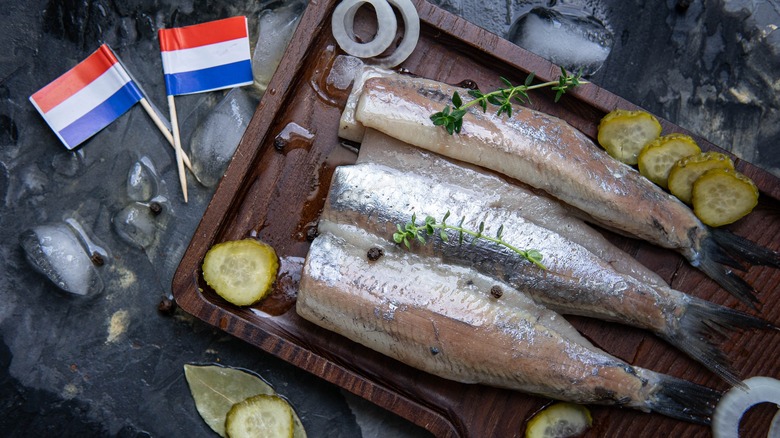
[692,168,759,227]
[668,151,735,204]
[202,239,279,306]
[525,402,592,438]
[637,133,701,188]
[597,109,662,165]
[225,394,294,438]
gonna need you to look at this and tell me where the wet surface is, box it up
[1,0,778,436]
[1,0,427,436]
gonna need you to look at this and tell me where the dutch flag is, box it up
[159,16,253,96]
[29,44,144,150]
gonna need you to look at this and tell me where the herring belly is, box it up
[356,128,667,288]
[297,231,654,407]
[321,159,674,334]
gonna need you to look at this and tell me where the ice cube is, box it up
[51,150,84,177]
[20,224,103,296]
[127,157,159,202]
[112,201,161,250]
[507,7,613,76]
[189,87,258,188]
[251,0,306,93]
[327,55,365,91]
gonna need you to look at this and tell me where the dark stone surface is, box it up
[1,0,776,436]
[0,1,427,436]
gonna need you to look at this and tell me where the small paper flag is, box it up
[29,44,144,150]
[159,16,253,96]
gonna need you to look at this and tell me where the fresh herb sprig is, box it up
[430,67,586,135]
[393,211,546,269]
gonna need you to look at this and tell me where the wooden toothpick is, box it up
[166,95,188,203]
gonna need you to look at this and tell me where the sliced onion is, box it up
[712,376,780,438]
[371,0,420,68]
[332,0,397,58]
[770,410,780,437]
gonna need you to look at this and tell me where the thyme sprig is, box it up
[392,211,546,269]
[430,67,586,135]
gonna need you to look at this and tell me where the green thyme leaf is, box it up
[431,66,586,135]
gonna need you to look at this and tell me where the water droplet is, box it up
[273,122,314,152]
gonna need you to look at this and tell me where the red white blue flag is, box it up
[159,16,253,96]
[29,44,144,150]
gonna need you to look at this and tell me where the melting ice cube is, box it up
[189,87,258,188]
[112,201,164,250]
[126,157,159,202]
[20,223,103,296]
[251,0,306,93]
[507,7,613,76]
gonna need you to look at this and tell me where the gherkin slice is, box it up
[525,402,592,438]
[225,394,294,438]
[202,239,279,306]
[637,133,701,188]
[597,109,662,165]
[668,151,735,204]
[692,168,758,227]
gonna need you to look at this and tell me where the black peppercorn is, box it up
[367,247,384,261]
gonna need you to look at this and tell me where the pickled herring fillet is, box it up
[356,128,667,288]
[297,231,721,424]
[320,157,773,385]
[352,74,780,306]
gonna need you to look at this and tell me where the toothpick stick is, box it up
[167,95,188,203]
[139,97,195,175]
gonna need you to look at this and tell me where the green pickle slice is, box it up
[225,394,294,438]
[637,133,701,188]
[692,168,758,227]
[202,239,279,306]
[668,151,735,204]
[598,109,662,165]
[525,402,593,438]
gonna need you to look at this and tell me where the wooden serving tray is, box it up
[172,0,780,436]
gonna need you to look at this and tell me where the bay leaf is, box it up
[184,364,306,438]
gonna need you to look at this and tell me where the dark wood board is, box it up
[172,0,780,436]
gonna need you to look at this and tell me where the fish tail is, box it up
[697,233,761,308]
[709,227,780,268]
[696,227,780,307]
[663,297,776,386]
[646,374,720,425]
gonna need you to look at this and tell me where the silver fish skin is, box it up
[352,74,780,305]
[357,128,667,288]
[321,147,773,385]
[297,231,721,424]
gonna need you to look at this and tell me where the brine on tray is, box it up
[296,65,780,426]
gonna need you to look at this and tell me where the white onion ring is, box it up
[712,376,780,438]
[331,0,397,58]
[770,410,780,437]
[371,0,420,68]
